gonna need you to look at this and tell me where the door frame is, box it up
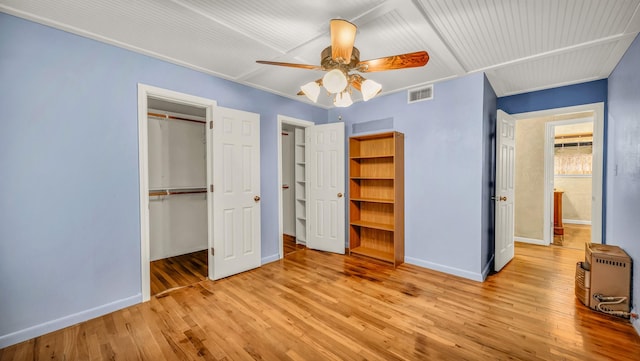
[276,115,314,259]
[137,84,216,302]
[512,102,604,246]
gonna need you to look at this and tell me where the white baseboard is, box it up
[563,219,592,225]
[261,254,280,265]
[0,294,141,349]
[515,237,547,246]
[405,257,485,282]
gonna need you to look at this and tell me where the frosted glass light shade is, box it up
[334,91,353,107]
[300,81,321,103]
[361,79,382,101]
[322,69,348,94]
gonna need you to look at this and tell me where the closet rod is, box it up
[147,112,206,124]
[149,188,207,197]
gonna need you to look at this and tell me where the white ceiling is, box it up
[2,0,639,108]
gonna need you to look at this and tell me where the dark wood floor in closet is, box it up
[150,250,208,295]
[283,234,305,256]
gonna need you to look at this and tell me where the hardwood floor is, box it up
[2,244,639,360]
[283,233,305,256]
[150,250,208,295]
[560,224,591,250]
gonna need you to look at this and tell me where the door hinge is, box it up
[210,184,214,192]
[209,121,213,129]
[211,247,214,256]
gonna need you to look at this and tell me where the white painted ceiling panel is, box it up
[417,0,640,71]
[2,0,639,106]
[489,40,624,95]
[178,0,386,53]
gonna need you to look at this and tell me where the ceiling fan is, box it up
[256,19,430,107]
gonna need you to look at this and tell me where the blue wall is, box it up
[0,13,327,346]
[328,72,494,281]
[497,79,608,114]
[607,34,640,335]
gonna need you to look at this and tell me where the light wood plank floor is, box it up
[2,244,639,360]
[560,224,592,250]
[150,250,208,296]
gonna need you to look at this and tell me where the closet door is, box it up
[307,122,345,254]
[211,106,261,280]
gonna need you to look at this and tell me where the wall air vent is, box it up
[407,85,433,104]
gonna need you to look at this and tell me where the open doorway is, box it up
[277,115,314,258]
[146,98,208,296]
[511,103,604,248]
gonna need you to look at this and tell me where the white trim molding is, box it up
[563,219,592,225]
[405,257,486,282]
[515,237,547,246]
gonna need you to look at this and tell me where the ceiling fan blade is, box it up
[330,19,357,63]
[256,60,321,70]
[357,51,429,72]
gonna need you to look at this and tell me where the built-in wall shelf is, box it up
[349,131,404,267]
[294,128,308,244]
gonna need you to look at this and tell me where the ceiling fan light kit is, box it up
[334,91,353,108]
[257,19,430,107]
[300,81,321,103]
[361,79,382,101]
[322,69,348,94]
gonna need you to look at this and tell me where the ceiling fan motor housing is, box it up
[321,46,360,71]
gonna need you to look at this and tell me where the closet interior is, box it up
[281,124,307,256]
[147,98,208,295]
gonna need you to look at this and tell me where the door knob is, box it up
[500,196,507,201]
[337,193,343,198]
[254,195,261,202]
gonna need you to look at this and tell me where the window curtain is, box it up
[554,145,592,175]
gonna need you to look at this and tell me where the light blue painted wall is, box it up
[607,34,640,335]
[328,73,492,281]
[0,13,327,345]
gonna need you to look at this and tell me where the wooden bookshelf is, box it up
[349,131,404,267]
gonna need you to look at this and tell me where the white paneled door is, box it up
[211,106,261,280]
[495,110,516,272]
[307,123,345,254]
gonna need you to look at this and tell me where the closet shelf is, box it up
[350,176,395,180]
[350,197,394,204]
[149,187,207,196]
[350,155,394,159]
